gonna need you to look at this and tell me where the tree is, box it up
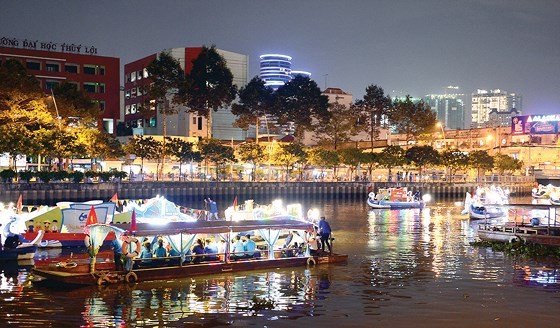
[231,76,275,142]
[276,76,329,142]
[186,46,237,138]
[468,150,494,179]
[125,136,161,176]
[440,149,469,180]
[405,145,440,177]
[315,102,356,150]
[52,82,100,122]
[146,52,188,179]
[271,142,308,182]
[378,146,406,180]
[354,85,392,151]
[237,142,265,181]
[389,95,437,146]
[166,137,201,181]
[308,147,340,180]
[200,138,235,181]
[494,153,523,174]
[338,148,366,180]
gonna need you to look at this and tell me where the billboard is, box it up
[511,115,560,135]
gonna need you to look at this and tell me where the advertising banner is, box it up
[511,115,560,135]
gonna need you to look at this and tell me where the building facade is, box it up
[471,89,522,128]
[424,93,466,130]
[0,41,120,134]
[259,54,292,89]
[123,47,248,141]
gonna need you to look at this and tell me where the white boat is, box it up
[367,188,425,209]
[462,191,505,220]
[0,210,45,261]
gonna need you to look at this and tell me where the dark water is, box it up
[2,198,560,327]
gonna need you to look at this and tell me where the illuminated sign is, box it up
[512,115,559,135]
[0,36,98,55]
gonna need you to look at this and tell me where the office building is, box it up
[424,89,466,130]
[0,38,120,134]
[471,89,522,128]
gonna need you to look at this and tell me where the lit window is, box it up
[131,88,137,97]
[46,62,60,72]
[137,70,142,80]
[137,119,143,127]
[125,90,130,99]
[143,68,149,78]
[125,105,131,115]
[131,104,137,114]
[131,71,136,82]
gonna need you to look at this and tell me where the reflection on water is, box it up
[2,199,560,326]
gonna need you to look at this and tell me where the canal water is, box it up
[1,198,560,327]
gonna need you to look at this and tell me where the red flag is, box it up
[85,205,98,226]
[110,193,118,203]
[16,194,23,214]
[130,209,137,233]
[233,196,238,208]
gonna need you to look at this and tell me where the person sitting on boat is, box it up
[139,241,154,267]
[192,239,205,264]
[319,217,332,254]
[154,239,167,258]
[243,235,257,258]
[530,217,540,226]
[50,220,59,233]
[231,235,245,260]
[306,228,319,256]
[203,238,219,261]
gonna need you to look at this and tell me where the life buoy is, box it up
[122,237,141,258]
[40,240,48,248]
[368,192,375,199]
[125,271,138,283]
[307,257,316,267]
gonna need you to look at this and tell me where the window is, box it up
[45,80,59,90]
[126,73,131,83]
[137,87,142,96]
[46,63,60,72]
[125,105,131,115]
[99,83,105,93]
[131,88,137,97]
[99,101,105,111]
[137,103,142,112]
[131,104,137,114]
[83,82,96,93]
[125,89,130,99]
[131,71,136,82]
[137,70,142,80]
[149,117,156,127]
[137,119,143,127]
[64,64,78,73]
[143,68,149,78]
[83,65,96,75]
[99,66,105,75]
[26,61,41,70]
[149,99,156,111]
[198,117,203,130]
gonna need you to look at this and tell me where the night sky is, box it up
[2,0,559,114]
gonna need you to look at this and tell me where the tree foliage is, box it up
[440,149,469,179]
[493,153,523,174]
[389,95,437,146]
[378,146,406,176]
[166,137,201,180]
[275,76,329,142]
[468,150,494,178]
[354,85,392,150]
[315,102,356,150]
[237,142,265,180]
[200,138,235,180]
[271,142,308,181]
[125,136,161,174]
[231,76,275,139]
[405,145,440,176]
[308,147,340,179]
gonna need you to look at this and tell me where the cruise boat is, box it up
[0,210,45,261]
[32,218,348,286]
[367,188,425,209]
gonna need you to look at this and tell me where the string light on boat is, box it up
[422,194,432,203]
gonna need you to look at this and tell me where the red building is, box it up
[123,47,203,133]
[0,44,120,134]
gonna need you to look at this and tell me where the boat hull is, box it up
[367,198,424,209]
[478,224,560,246]
[33,253,349,286]
[0,245,38,262]
[469,205,505,220]
[24,232,115,248]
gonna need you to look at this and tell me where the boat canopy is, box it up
[111,218,314,236]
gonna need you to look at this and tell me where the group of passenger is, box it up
[230,234,260,260]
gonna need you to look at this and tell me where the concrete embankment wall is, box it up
[0,181,534,206]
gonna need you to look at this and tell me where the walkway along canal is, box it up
[0,180,534,206]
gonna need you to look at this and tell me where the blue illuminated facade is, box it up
[259,54,292,88]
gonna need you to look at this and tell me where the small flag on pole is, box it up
[110,193,118,203]
[85,205,98,226]
[233,196,238,209]
[130,209,137,233]
[16,194,23,214]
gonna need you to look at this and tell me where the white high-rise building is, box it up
[471,89,522,128]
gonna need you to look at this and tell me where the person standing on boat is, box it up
[206,197,219,220]
[318,217,332,254]
[111,232,124,271]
